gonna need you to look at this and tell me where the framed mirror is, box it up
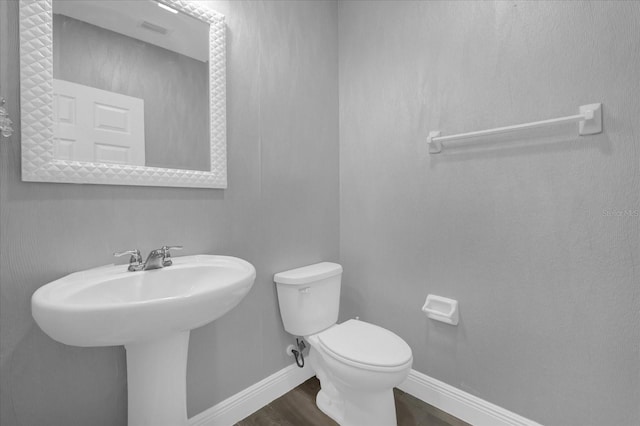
[19,0,227,188]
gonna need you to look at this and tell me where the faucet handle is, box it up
[113,249,143,271]
[113,249,142,259]
[161,245,183,267]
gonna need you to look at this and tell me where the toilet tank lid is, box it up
[274,262,342,285]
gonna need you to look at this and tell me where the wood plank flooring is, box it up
[236,377,470,426]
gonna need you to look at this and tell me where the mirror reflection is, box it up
[52,0,211,171]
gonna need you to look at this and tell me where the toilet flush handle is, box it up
[299,287,311,294]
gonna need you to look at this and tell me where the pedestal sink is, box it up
[31,255,256,426]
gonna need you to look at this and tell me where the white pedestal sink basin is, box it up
[31,255,256,426]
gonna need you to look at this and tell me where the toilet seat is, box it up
[317,319,412,372]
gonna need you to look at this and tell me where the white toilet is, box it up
[274,262,412,426]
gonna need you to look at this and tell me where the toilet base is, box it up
[316,388,344,424]
[316,385,397,426]
[311,346,399,426]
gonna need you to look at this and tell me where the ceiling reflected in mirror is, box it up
[53,1,209,61]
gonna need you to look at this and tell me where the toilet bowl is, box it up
[308,320,412,426]
[274,263,413,426]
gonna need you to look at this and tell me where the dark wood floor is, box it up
[236,377,470,426]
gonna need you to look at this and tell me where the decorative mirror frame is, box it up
[19,0,227,188]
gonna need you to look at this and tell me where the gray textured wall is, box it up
[338,1,639,425]
[53,13,210,172]
[0,1,339,425]
[3,1,640,426]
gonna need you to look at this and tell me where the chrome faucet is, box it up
[114,246,183,271]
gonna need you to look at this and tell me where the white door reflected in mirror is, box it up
[53,79,146,165]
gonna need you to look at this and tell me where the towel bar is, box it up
[428,103,602,154]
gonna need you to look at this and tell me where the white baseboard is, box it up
[189,364,541,426]
[188,363,314,426]
[398,369,543,426]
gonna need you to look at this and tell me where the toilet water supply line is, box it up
[289,318,359,368]
[291,338,306,368]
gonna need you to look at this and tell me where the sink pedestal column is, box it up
[125,331,190,426]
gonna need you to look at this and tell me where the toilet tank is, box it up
[274,262,342,336]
